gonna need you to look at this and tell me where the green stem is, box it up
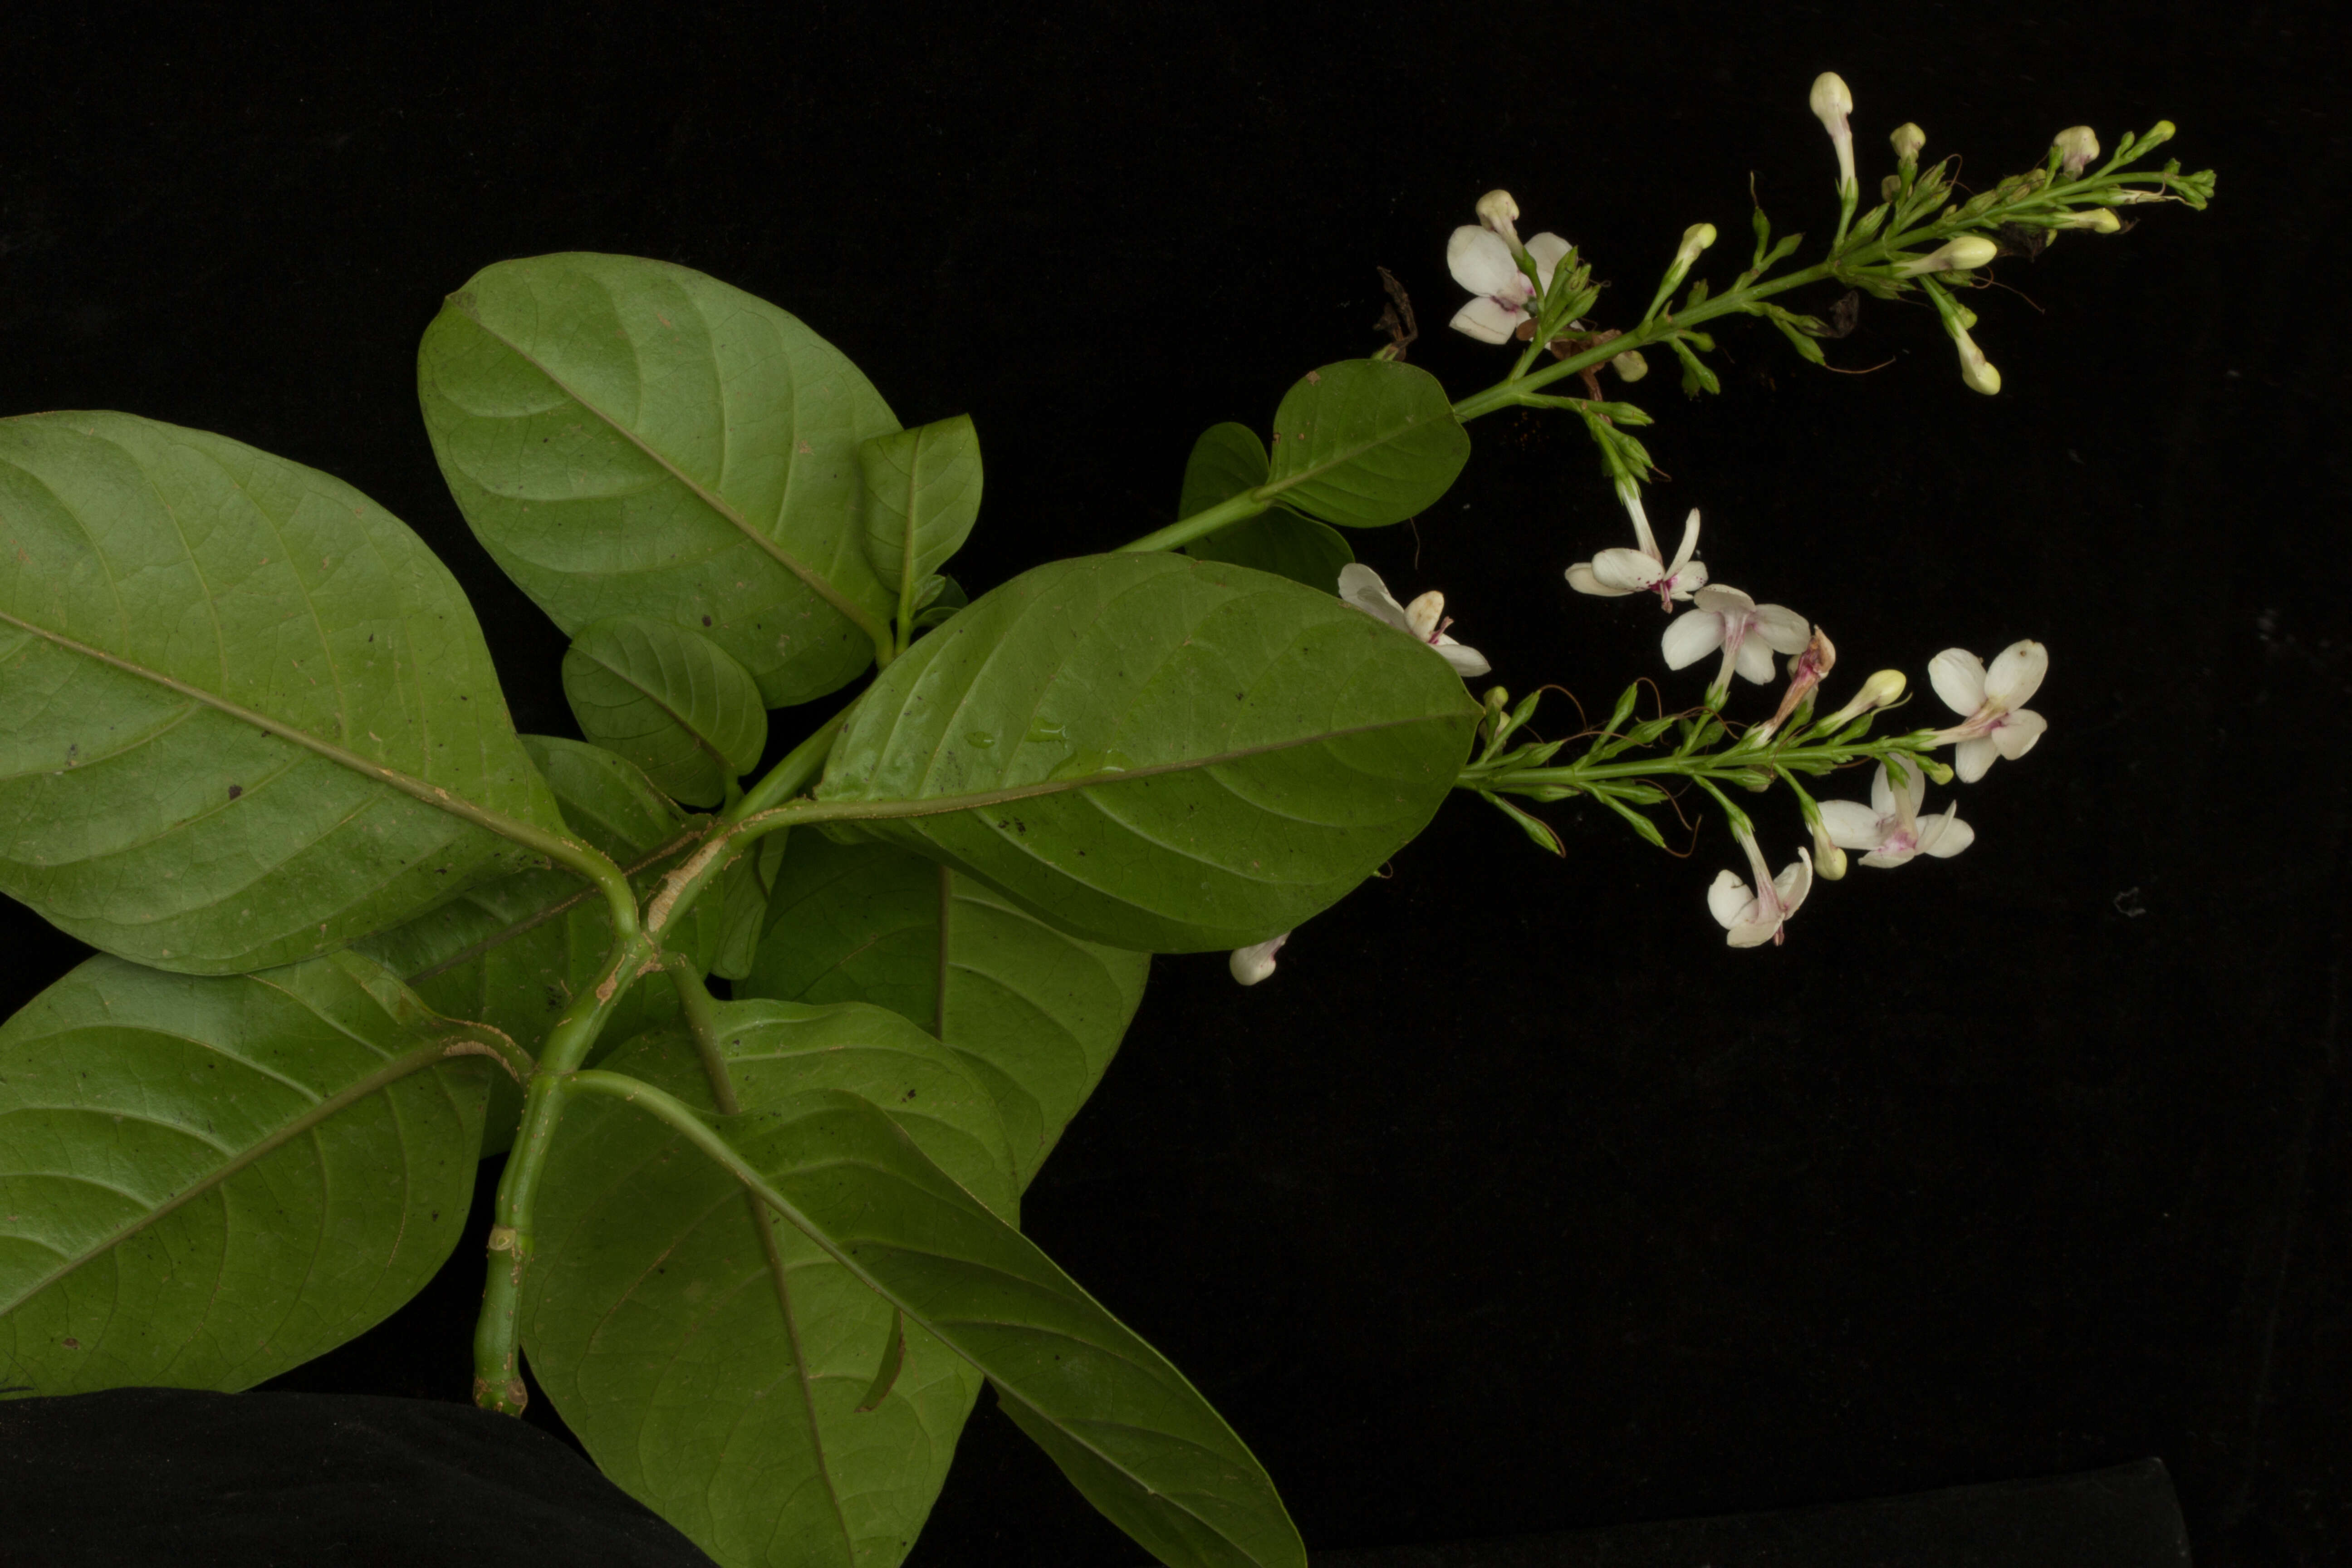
[665,953,739,1116]
[735,710,851,819]
[1115,488,1269,555]
[471,929,651,1414]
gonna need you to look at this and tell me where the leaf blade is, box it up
[0,951,490,1395]
[418,253,902,706]
[859,414,983,614]
[562,615,768,806]
[1262,360,1468,528]
[0,412,569,974]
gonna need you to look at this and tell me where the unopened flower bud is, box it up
[1950,320,2001,395]
[1675,222,1718,267]
[1895,235,1999,277]
[1890,122,1926,164]
[2049,208,2122,233]
[1475,189,1525,255]
[1611,349,1650,383]
[2053,126,2100,177]
[1817,667,1908,731]
[1229,933,1289,986]
[1881,174,1903,202]
[1483,686,1510,715]
[1811,821,1849,881]
[1809,72,1857,194]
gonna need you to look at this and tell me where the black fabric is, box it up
[0,1388,706,1566]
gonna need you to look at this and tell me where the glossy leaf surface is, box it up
[1263,360,1469,528]
[524,1004,1017,1568]
[562,615,768,807]
[357,736,712,1155]
[860,415,982,617]
[419,252,901,707]
[740,833,1148,1186]
[814,553,1480,952]
[1177,422,1354,592]
[0,952,490,1396]
[0,412,568,974]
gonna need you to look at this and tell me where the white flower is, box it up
[1447,224,1574,344]
[1567,506,1708,606]
[2053,125,2100,177]
[1810,72,1857,194]
[1929,641,2049,782]
[1818,761,1975,868]
[1338,563,1492,679]
[1708,830,1813,948]
[1663,585,1809,696]
[1230,932,1289,986]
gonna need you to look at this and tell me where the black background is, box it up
[3,2,2346,1564]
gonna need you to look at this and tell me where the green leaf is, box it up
[814,553,1480,952]
[355,735,713,1156]
[1177,422,1354,592]
[418,252,902,707]
[561,615,768,808]
[738,833,1149,1186]
[0,951,492,1396]
[860,415,983,620]
[524,1004,1021,1568]
[0,412,569,975]
[543,1047,1305,1568]
[708,838,774,982]
[908,573,969,633]
[1262,360,1469,528]
[1671,337,1721,397]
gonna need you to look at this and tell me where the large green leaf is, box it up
[524,1004,1018,1568]
[813,552,1480,952]
[562,615,768,807]
[859,415,982,620]
[0,951,492,1396]
[1262,360,1469,527]
[739,833,1148,1187]
[0,412,570,975]
[419,252,902,708]
[356,735,714,1156]
[1177,422,1354,592]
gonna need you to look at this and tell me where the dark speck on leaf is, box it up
[227,784,243,799]
[702,615,712,627]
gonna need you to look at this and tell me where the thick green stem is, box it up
[1114,488,1269,555]
[471,930,651,1414]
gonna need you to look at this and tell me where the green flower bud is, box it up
[1611,350,1650,383]
[1894,235,1999,277]
[1890,122,1926,164]
[2053,126,2100,176]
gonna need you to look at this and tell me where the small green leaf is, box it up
[815,553,1480,952]
[524,1005,1021,1568]
[0,951,492,1395]
[1765,307,1830,366]
[419,253,902,707]
[739,833,1149,1187]
[356,735,713,1156]
[1177,422,1354,591]
[0,412,568,975]
[860,415,983,617]
[562,615,766,808]
[1671,337,1721,397]
[909,573,969,633]
[1263,360,1469,528]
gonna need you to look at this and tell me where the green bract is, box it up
[813,552,1482,952]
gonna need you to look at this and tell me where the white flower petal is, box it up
[1930,648,1988,717]
[1816,799,1886,851]
[1991,707,2048,760]
[1859,841,1921,869]
[1566,562,1632,597]
[1733,635,1779,685]
[1338,564,1411,629]
[1919,805,1974,858]
[1662,609,1725,671]
[1953,734,1998,784]
[1404,591,1446,641]
[1753,603,1812,655]
[1708,870,1757,930]
[1448,297,1522,344]
[1725,912,1783,948]
[1865,761,1896,817]
[1671,561,1710,598]
[1693,584,1756,616]
[1447,226,1524,297]
[1667,509,1702,571]
[1772,848,1814,915]
[1985,639,2049,707]
[1889,757,1927,815]
[1436,641,1492,679]
[1590,547,1666,592]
